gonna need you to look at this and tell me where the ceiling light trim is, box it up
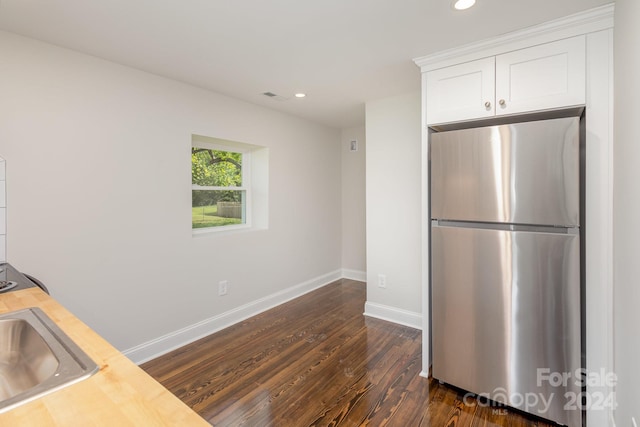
[452,0,476,11]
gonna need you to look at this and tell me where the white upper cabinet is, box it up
[495,36,585,116]
[425,35,586,125]
[426,57,496,124]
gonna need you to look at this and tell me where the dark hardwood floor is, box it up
[142,279,554,426]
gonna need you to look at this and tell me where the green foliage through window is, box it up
[191,148,242,187]
[192,148,245,228]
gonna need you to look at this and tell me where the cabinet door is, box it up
[426,57,495,125]
[495,36,585,115]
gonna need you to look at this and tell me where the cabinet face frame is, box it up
[414,5,614,427]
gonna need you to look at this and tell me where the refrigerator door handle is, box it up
[431,219,579,235]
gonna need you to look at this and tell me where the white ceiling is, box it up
[0,0,612,129]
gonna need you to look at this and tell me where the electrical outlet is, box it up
[218,280,228,296]
[377,274,387,288]
[632,416,638,427]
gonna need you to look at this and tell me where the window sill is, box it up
[192,223,260,238]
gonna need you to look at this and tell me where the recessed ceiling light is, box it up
[294,93,306,98]
[453,0,476,10]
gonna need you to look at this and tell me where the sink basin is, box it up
[0,307,98,413]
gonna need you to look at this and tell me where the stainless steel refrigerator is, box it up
[430,117,582,427]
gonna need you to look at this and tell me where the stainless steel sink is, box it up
[0,307,98,413]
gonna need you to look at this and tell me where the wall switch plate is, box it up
[350,139,358,152]
[218,280,228,296]
[377,274,386,288]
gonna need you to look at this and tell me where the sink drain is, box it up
[0,281,18,292]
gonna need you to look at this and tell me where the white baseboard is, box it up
[341,268,366,282]
[363,301,422,330]
[124,269,342,365]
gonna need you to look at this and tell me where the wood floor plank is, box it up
[142,279,557,427]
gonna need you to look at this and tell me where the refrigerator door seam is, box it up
[432,219,578,234]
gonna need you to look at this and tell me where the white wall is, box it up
[0,157,5,262]
[364,92,422,328]
[613,1,640,426]
[341,126,366,279]
[0,31,343,358]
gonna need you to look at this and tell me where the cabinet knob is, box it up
[484,101,491,109]
[499,99,506,107]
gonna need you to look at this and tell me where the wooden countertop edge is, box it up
[0,288,210,426]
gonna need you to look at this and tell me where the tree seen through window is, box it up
[191,148,245,228]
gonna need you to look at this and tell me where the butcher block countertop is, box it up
[0,287,210,426]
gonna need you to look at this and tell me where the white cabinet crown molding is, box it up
[413,3,614,71]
